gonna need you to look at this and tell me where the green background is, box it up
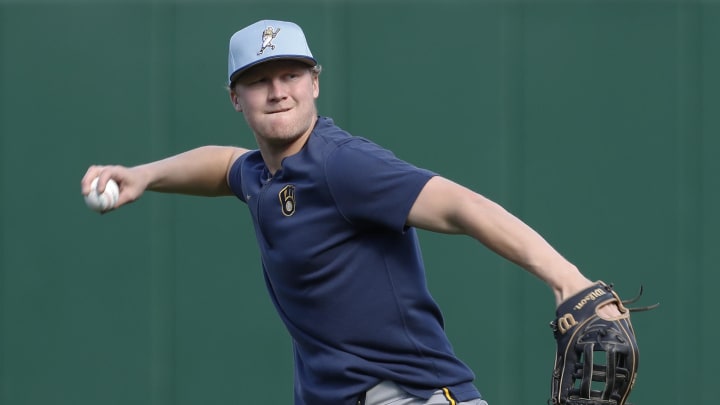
[1,0,718,404]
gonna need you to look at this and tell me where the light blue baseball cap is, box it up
[228,20,317,85]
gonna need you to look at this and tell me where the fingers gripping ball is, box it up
[84,177,119,212]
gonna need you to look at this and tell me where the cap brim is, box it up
[229,55,317,85]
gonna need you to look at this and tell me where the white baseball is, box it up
[84,177,120,212]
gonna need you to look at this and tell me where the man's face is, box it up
[230,60,319,148]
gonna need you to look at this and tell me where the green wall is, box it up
[1,0,718,404]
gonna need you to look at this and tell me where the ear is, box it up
[229,89,243,112]
[312,75,320,99]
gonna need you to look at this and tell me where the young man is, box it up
[81,20,619,405]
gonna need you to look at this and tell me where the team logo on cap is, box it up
[278,184,296,216]
[257,26,281,55]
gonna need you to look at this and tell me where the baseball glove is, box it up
[549,281,657,405]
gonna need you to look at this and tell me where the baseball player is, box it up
[81,20,623,405]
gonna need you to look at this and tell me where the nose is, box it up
[268,78,288,101]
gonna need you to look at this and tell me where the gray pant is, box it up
[362,380,489,405]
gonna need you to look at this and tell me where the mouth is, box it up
[267,107,292,114]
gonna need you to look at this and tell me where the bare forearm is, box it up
[460,195,588,293]
[136,145,247,196]
[409,177,592,305]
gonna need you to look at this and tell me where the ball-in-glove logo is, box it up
[279,184,296,216]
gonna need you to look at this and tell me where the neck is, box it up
[257,117,317,174]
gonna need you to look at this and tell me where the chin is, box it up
[262,126,305,145]
[253,113,314,143]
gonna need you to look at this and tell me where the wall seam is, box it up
[675,2,702,403]
[498,2,527,404]
[149,2,177,405]
[0,4,5,404]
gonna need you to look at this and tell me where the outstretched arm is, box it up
[407,176,618,314]
[80,146,249,210]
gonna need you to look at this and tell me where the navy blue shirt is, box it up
[228,117,480,405]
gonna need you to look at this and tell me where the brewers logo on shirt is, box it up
[279,185,296,216]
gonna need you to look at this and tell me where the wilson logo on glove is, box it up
[572,287,608,311]
[556,313,578,334]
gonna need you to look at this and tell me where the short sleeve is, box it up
[228,151,252,202]
[325,138,435,232]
